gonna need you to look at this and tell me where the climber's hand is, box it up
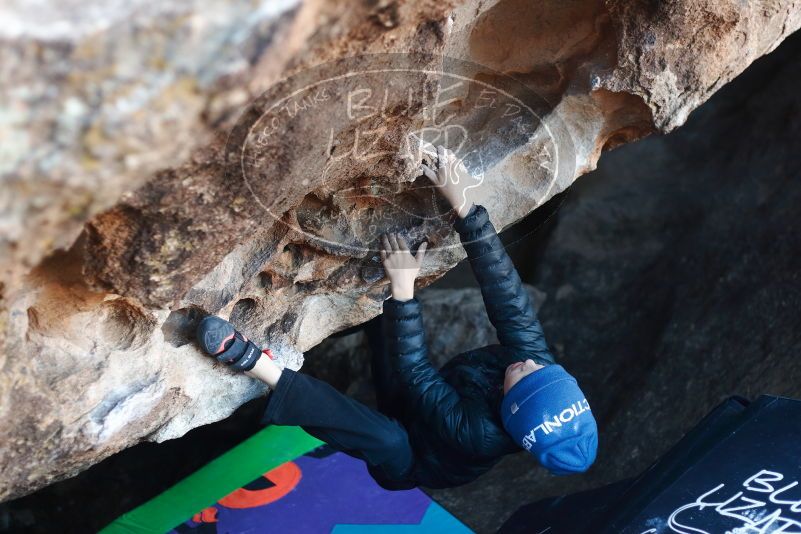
[380,233,427,302]
[419,145,476,218]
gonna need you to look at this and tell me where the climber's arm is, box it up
[380,233,497,455]
[453,205,553,362]
[420,146,553,362]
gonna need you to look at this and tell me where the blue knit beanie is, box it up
[501,364,598,475]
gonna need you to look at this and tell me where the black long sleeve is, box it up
[379,204,553,458]
[382,297,505,456]
[453,204,554,364]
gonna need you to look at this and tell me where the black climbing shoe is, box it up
[196,316,261,372]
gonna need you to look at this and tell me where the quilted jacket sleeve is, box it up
[383,298,506,457]
[454,204,554,363]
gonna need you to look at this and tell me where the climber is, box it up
[196,145,598,489]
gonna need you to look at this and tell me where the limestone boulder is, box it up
[1,0,800,501]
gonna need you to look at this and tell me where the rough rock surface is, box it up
[0,0,305,289]
[2,0,801,500]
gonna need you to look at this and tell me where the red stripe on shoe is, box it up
[214,333,235,355]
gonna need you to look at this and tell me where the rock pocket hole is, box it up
[162,305,208,348]
[230,298,258,327]
[258,272,272,289]
[100,299,157,351]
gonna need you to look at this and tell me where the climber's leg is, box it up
[262,368,415,486]
[364,316,405,419]
[197,315,415,487]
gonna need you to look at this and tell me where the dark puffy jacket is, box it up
[383,204,555,489]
